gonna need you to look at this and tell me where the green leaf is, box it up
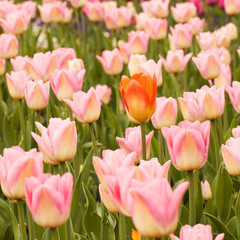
[41,228,51,240]
[195,178,203,223]
[204,212,236,240]
[235,192,240,239]
[9,207,20,240]
[224,114,238,142]
[227,216,238,239]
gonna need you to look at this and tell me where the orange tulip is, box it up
[132,229,141,240]
[120,73,157,122]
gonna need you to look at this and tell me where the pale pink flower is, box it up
[52,48,76,70]
[128,54,147,76]
[0,33,18,59]
[68,0,87,8]
[118,40,132,64]
[68,58,85,72]
[212,47,231,65]
[10,56,31,72]
[226,22,238,41]
[0,58,6,76]
[214,27,231,48]
[128,30,150,54]
[17,1,37,19]
[196,32,217,51]
[0,1,18,18]
[135,12,149,30]
[147,0,170,18]
[187,17,205,35]
[201,180,212,200]
[214,64,231,89]
[226,81,240,113]
[224,0,240,15]
[232,126,240,138]
[95,84,112,104]
[82,1,104,22]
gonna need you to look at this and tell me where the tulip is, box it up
[102,1,117,12]
[171,2,197,23]
[96,49,123,75]
[50,68,85,101]
[192,50,221,80]
[135,12,149,30]
[187,17,205,35]
[118,40,132,64]
[224,0,240,15]
[25,173,73,228]
[120,72,157,122]
[6,70,31,99]
[189,0,205,16]
[63,87,101,124]
[82,1,104,22]
[68,58,85,72]
[218,0,225,9]
[201,180,212,200]
[214,64,231,88]
[170,224,224,240]
[161,49,192,74]
[232,126,240,138]
[0,147,43,199]
[116,126,154,163]
[145,17,168,41]
[0,33,18,59]
[132,229,141,240]
[162,120,210,171]
[136,59,163,87]
[10,56,31,72]
[129,178,189,237]
[225,81,240,113]
[95,84,112,104]
[0,58,6,76]
[128,54,147,76]
[214,27,231,48]
[146,0,170,18]
[18,1,37,19]
[226,23,237,41]
[31,118,77,165]
[128,31,150,55]
[151,97,177,129]
[0,1,18,18]
[25,80,50,110]
[68,0,87,8]
[212,47,231,65]
[196,32,217,51]
[169,23,192,50]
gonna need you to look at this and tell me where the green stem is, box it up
[50,228,60,240]
[19,100,26,148]
[17,199,27,240]
[46,102,51,125]
[140,122,146,160]
[159,130,165,165]
[65,218,75,240]
[188,171,195,226]
[74,8,81,40]
[170,73,182,98]
[27,207,35,240]
[59,162,66,175]
[212,120,220,169]
[89,122,98,156]
[118,214,126,240]
[80,9,86,56]
[114,77,120,120]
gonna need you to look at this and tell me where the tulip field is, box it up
[1,0,240,239]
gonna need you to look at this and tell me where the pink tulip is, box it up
[25,80,50,110]
[232,126,240,138]
[170,224,224,240]
[212,47,231,65]
[214,27,231,48]
[147,0,170,18]
[96,49,123,75]
[218,0,225,10]
[116,126,154,163]
[197,85,225,120]
[10,56,31,72]
[196,32,217,51]
[189,0,205,16]
[135,12,149,30]
[31,118,77,165]
[52,48,76,70]
[0,10,31,35]
[151,97,177,129]
[50,68,85,101]
[128,31,150,54]
[6,70,31,99]
[0,58,6,76]
[178,92,205,122]
[214,64,231,88]
[226,23,237,41]
[17,1,37,19]
[0,147,43,199]
[192,50,222,80]
[201,180,212,200]
[128,54,147,76]
[0,33,18,59]
[95,84,112,104]
[68,58,85,72]
[63,87,101,124]
[118,40,132,64]
[161,49,192,74]
[145,17,168,41]
[102,1,117,12]
[0,1,18,18]
[226,81,240,113]
[171,2,197,23]
[25,173,73,228]
[162,120,210,171]
[136,59,163,87]
[26,52,56,82]
[82,1,104,22]
[187,17,205,35]
[169,23,192,50]
[129,178,189,237]
[224,0,240,15]
[68,0,87,8]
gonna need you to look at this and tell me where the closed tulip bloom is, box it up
[151,97,177,129]
[187,17,205,35]
[214,64,231,88]
[147,0,170,18]
[63,87,101,124]
[196,32,217,51]
[171,2,197,23]
[135,12,149,30]
[82,1,104,22]
[0,10,30,36]
[0,58,6,76]
[161,50,192,74]
[118,40,132,64]
[96,49,123,75]
[224,0,240,15]
[197,85,225,120]
[170,224,224,240]
[145,17,168,41]
[116,126,154,163]
[162,120,210,171]
[226,81,240,113]
[120,72,157,122]
[0,33,18,59]
[31,118,77,165]
[50,69,85,101]
[0,1,17,18]
[189,0,205,16]
[25,173,73,228]
[25,80,50,110]
[102,1,117,12]
[226,23,238,41]
[129,178,189,238]
[192,50,221,80]
[178,92,205,122]
[6,70,31,99]
[128,31,150,55]
[169,24,193,50]
[52,48,76,70]
[213,47,231,65]
[68,0,87,8]
[232,126,240,138]
[136,59,163,87]
[18,1,37,19]
[10,56,31,72]
[95,84,112,104]
[0,147,43,199]
[214,27,231,48]
[201,180,212,200]
[128,54,147,76]
[68,58,85,72]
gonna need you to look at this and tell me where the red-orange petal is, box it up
[132,229,141,240]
